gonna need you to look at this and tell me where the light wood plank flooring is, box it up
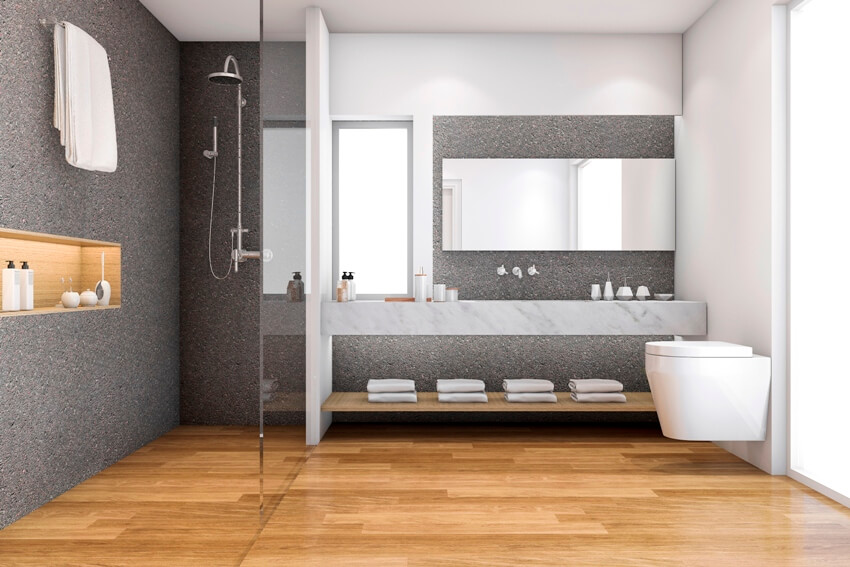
[2,425,849,566]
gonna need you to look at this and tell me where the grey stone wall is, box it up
[0,0,180,528]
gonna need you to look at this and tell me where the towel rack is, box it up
[39,17,65,28]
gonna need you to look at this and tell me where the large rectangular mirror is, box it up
[442,158,675,251]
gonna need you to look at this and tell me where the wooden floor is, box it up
[2,425,850,566]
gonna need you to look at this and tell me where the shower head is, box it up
[208,55,242,85]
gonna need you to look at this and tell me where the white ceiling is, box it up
[138,0,718,41]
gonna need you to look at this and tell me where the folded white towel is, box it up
[504,392,557,403]
[368,392,418,403]
[367,379,416,393]
[55,22,117,172]
[570,392,627,403]
[502,379,554,393]
[569,379,624,394]
[438,392,488,403]
[437,379,486,393]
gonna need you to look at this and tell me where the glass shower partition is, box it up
[258,4,309,520]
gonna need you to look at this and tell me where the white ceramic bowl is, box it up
[654,293,673,301]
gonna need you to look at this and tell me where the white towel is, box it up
[504,392,557,403]
[438,392,488,403]
[569,379,624,394]
[368,392,418,403]
[55,22,117,172]
[570,392,627,403]
[437,379,486,393]
[367,379,416,393]
[502,379,554,393]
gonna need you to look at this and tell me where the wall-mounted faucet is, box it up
[512,266,523,279]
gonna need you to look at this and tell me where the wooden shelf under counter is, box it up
[0,227,121,318]
[322,391,655,413]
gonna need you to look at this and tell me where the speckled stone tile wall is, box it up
[0,1,179,528]
[332,116,675,422]
[179,43,262,425]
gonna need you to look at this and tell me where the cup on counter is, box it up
[446,287,459,302]
[433,284,446,302]
[590,284,602,301]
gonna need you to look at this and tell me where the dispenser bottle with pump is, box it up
[19,261,33,311]
[287,272,304,302]
[2,260,21,312]
[345,272,356,301]
[337,273,348,302]
[603,272,615,301]
[414,267,428,302]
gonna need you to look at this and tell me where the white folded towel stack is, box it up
[437,379,487,402]
[438,392,488,403]
[368,392,418,403]
[505,392,557,403]
[569,379,624,394]
[503,379,556,402]
[570,392,627,403]
[53,22,118,172]
[502,379,555,393]
[568,379,626,403]
[367,379,417,403]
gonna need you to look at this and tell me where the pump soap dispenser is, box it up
[19,261,33,311]
[602,272,615,301]
[2,260,21,312]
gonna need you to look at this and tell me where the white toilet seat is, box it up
[646,341,752,358]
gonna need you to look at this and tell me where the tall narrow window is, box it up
[333,122,412,297]
[790,0,850,505]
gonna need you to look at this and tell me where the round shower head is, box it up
[208,55,242,85]
[208,71,242,85]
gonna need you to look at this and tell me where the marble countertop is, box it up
[321,300,706,336]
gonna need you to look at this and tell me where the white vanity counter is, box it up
[322,300,706,336]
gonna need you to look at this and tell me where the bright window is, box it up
[790,0,850,503]
[334,122,412,297]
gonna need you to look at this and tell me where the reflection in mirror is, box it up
[442,158,675,251]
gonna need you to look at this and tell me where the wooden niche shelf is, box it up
[0,227,121,318]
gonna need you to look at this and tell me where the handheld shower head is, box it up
[208,55,243,85]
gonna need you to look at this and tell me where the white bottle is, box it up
[347,272,356,301]
[414,267,428,302]
[19,261,34,311]
[603,272,615,301]
[2,260,21,312]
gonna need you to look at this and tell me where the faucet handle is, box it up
[528,265,539,276]
[496,264,507,276]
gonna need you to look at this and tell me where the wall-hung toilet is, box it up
[645,341,771,441]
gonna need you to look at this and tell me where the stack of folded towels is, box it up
[568,379,627,403]
[437,379,488,403]
[502,379,557,403]
[367,379,417,403]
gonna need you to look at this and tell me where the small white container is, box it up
[61,291,80,309]
[446,288,459,302]
[433,284,446,302]
[636,286,651,301]
[80,289,98,307]
[590,284,602,301]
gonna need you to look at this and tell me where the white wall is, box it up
[330,33,682,280]
[306,7,333,445]
[676,0,788,473]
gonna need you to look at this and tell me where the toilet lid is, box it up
[645,341,753,358]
